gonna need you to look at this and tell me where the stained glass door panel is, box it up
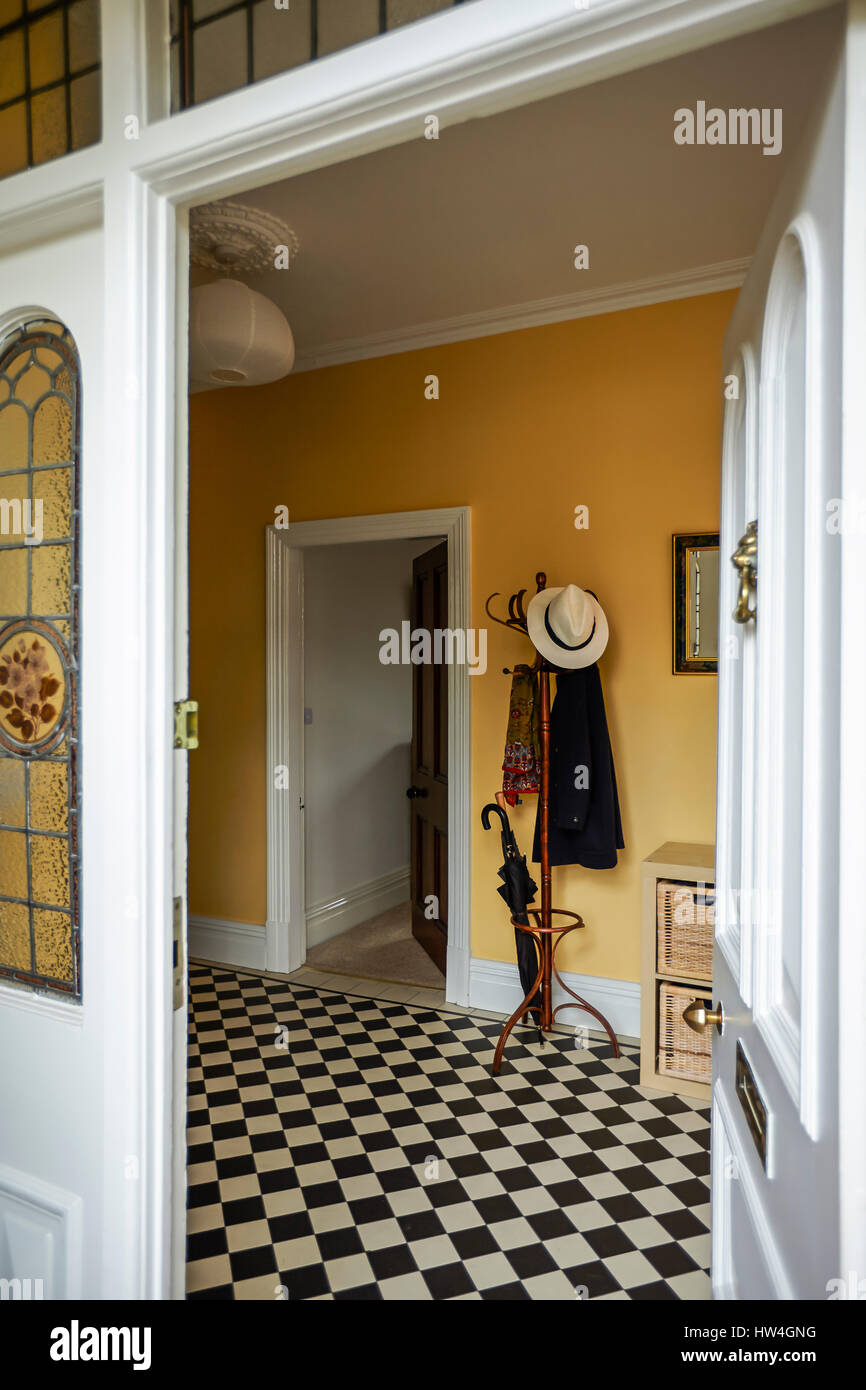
[0,318,80,997]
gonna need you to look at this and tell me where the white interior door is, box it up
[712,4,866,1299]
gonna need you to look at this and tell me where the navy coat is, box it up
[532,664,624,870]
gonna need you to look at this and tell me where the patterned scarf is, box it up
[502,665,541,805]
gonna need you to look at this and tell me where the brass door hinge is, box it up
[174,699,199,750]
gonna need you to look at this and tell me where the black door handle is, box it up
[406,786,428,799]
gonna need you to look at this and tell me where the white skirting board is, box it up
[469,956,640,1042]
[305,867,410,948]
[188,909,638,1039]
[188,916,267,972]
[189,868,411,970]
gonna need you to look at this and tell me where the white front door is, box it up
[712,4,866,1299]
[0,5,179,1301]
[0,232,105,1299]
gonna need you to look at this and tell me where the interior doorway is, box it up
[299,535,448,990]
[263,510,472,1006]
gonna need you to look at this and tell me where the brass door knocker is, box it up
[731,520,757,623]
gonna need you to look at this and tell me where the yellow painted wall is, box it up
[189,290,733,981]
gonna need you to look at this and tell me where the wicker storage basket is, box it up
[656,879,714,980]
[657,981,712,1084]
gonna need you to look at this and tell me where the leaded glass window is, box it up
[0,318,80,999]
[169,0,473,111]
[0,0,102,181]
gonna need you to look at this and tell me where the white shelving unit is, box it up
[640,842,715,1103]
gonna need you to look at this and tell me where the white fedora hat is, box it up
[526,584,609,668]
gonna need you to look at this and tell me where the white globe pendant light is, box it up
[189,278,295,389]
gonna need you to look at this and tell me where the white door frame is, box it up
[1,0,859,1301]
[266,509,472,1006]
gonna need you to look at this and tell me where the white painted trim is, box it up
[266,508,472,1007]
[0,1162,84,1300]
[0,982,84,1029]
[143,0,172,126]
[306,868,410,948]
[266,529,304,976]
[838,0,866,1284]
[739,341,760,1008]
[278,508,468,550]
[716,356,745,991]
[711,1081,793,1300]
[469,957,640,1041]
[793,213,828,1146]
[716,342,759,1002]
[754,219,824,1125]
[170,201,192,1302]
[711,1091,736,1300]
[99,161,177,1299]
[295,258,751,372]
[188,917,267,972]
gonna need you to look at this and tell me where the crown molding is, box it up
[293,257,751,373]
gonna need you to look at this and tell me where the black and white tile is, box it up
[186,965,711,1301]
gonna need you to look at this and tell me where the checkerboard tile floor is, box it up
[186,965,711,1301]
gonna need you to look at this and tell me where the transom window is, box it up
[170,0,474,111]
[0,0,101,180]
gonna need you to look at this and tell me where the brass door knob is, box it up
[683,999,725,1036]
[731,520,757,623]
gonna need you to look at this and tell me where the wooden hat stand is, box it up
[485,572,621,1075]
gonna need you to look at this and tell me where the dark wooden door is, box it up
[409,542,448,975]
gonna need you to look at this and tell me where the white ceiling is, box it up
[192,7,839,372]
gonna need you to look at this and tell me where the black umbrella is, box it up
[481,802,543,1032]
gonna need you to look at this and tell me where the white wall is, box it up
[303,538,439,943]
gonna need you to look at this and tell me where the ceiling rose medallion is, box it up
[189,201,300,275]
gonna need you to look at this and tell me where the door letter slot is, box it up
[736,1041,770,1172]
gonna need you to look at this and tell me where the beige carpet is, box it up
[307,902,445,989]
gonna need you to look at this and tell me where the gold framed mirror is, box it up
[673,532,719,674]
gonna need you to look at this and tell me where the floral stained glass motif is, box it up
[0,319,80,998]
